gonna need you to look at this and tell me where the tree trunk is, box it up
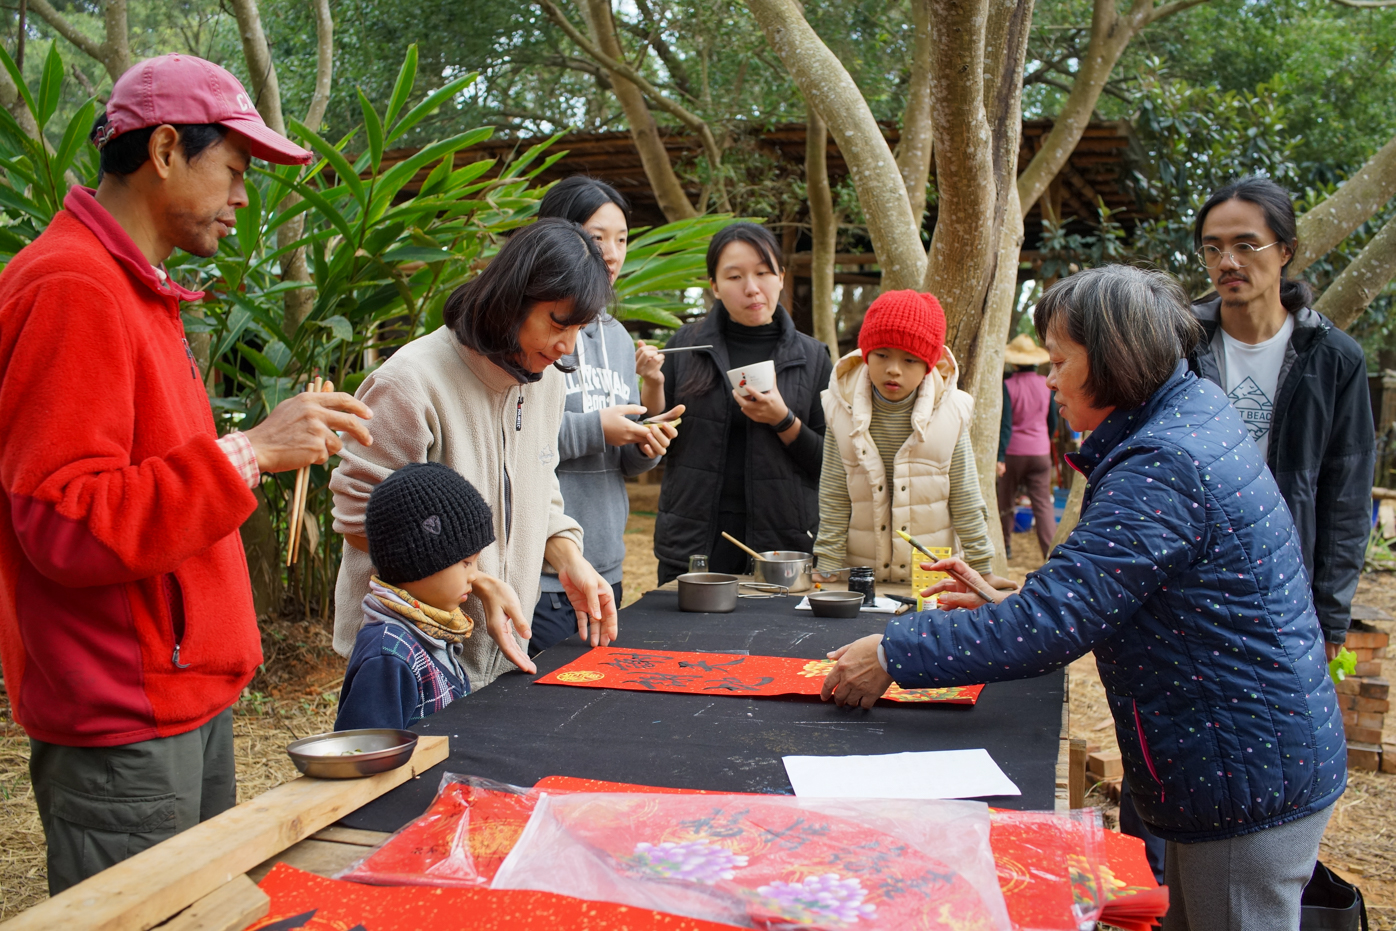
[578,0,697,221]
[1293,133,1396,275]
[229,0,286,133]
[0,62,38,135]
[895,0,934,231]
[744,0,925,290]
[1050,464,1087,551]
[1317,210,1396,330]
[806,105,839,362]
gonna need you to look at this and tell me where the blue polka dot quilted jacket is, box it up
[883,362,1346,842]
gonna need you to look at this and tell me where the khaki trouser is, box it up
[29,707,236,894]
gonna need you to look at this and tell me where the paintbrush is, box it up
[896,529,1003,604]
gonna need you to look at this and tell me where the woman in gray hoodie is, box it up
[532,178,683,653]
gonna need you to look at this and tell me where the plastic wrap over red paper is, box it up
[490,792,1012,931]
[337,775,537,887]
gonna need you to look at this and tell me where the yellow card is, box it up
[911,545,952,610]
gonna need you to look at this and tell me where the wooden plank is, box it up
[309,826,391,847]
[1055,671,1071,813]
[1068,738,1088,809]
[154,876,267,931]
[247,839,368,883]
[0,736,447,931]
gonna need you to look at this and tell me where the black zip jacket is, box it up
[653,303,832,583]
[1188,298,1374,644]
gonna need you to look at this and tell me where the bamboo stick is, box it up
[285,377,331,566]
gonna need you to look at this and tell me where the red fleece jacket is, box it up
[0,187,261,747]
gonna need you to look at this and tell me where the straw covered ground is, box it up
[2,484,1394,927]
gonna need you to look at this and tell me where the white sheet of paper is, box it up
[782,748,1021,800]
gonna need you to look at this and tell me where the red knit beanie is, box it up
[858,290,946,369]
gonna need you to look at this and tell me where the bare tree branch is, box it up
[894,0,933,230]
[304,0,333,130]
[744,0,925,289]
[627,0,698,100]
[1017,0,1215,218]
[538,0,714,218]
[1329,0,1396,6]
[228,0,285,133]
[1293,133,1396,274]
[28,0,129,79]
[1317,210,1396,328]
[806,103,838,362]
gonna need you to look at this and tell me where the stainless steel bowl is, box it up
[677,572,739,612]
[807,590,866,618]
[754,550,814,593]
[286,728,418,779]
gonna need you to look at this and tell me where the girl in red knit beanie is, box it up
[813,290,1009,590]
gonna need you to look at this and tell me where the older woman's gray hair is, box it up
[1034,265,1204,411]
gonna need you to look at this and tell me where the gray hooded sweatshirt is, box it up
[542,316,658,591]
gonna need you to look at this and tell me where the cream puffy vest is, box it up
[821,348,974,582]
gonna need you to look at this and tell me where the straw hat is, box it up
[1004,334,1049,367]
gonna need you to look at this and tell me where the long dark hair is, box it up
[443,218,613,382]
[537,176,631,227]
[1194,176,1313,313]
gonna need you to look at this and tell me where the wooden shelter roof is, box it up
[379,119,1143,232]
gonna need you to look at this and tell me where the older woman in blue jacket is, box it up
[822,265,1344,931]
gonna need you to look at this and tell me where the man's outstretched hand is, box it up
[244,391,373,473]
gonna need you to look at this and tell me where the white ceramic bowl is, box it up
[726,359,776,396]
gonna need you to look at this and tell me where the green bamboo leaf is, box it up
[54,99,97,181]
[37,46,64,127]
[382,245,453,263]
[254,166,355,244]
[500,132,564,180]
[236,181,263,259]
[0,183,47,221]
[236,342,281,377]
[386,73,477,144]
[384,45,418,129]
[0,226,31,255]
[611,302,683,329]
[314,314,354,342]
[417,153,454,198]
[357,88,384,174]
[288,119,365,209]
[0,46,38,129]
[369,128,492,217]
[0,107,33,160]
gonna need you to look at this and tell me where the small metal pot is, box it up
[807,591,866,618]
[287,728,418,779]
[753,551,814,593]
[677,572,739,612]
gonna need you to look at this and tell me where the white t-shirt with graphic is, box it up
[1220,313,1293,460]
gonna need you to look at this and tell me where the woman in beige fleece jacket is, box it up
[330,219,620,689]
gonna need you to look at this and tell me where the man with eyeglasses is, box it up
[1189,175,1373,666]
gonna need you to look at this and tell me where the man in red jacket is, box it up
[0,54,373,893]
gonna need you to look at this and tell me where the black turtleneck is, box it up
[719,316,782,514]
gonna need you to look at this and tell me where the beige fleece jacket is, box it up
[330,326,583,688]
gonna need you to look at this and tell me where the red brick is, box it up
[1346,630,1389,649]
[1357,711,1386,730]
[1341,694,1360,711]
[1352,648,1376,663]
[1359,678,1390,700]
[1383,745,1396,775]
[1355,661,1384,677]
[1355,695,1391,714]
[1342,710,1358,727]
[1348,742,1382,772]
[1336,676,1362,695]
[1378,647,1388,660]
[1347,725,1385,744]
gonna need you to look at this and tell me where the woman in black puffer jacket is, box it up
[638,223,832,585]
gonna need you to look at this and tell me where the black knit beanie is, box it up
[365,462,496,585]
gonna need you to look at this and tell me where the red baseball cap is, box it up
[97,54,311,165]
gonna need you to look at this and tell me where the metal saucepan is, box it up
[677,572,739,612]
[753,550,814,593]
[286,728,418,779]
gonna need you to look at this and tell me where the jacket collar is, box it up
[1192,294,1327,350]
[694,301,803,370]
[829,346,959,439]
[449,329,531,394]
[1068,359,1192,475]
[63,187,205,303]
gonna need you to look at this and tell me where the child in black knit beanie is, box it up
[336,462,497,730]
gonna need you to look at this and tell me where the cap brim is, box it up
[221,116,312,165]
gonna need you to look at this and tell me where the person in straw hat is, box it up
[998,333,1058,559]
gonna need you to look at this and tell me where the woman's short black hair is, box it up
[706,221,783,281]
[1034,265,1204,411]
[537,176,631,228]
[443,217,612,378]
[1194,175,1313,312]
[90,113,229,182]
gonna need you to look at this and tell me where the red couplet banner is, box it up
[533,647,984,705]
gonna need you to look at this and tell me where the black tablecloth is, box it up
[342,590,1065,832]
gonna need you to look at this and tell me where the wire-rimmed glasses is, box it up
[1196,241,1282,269]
